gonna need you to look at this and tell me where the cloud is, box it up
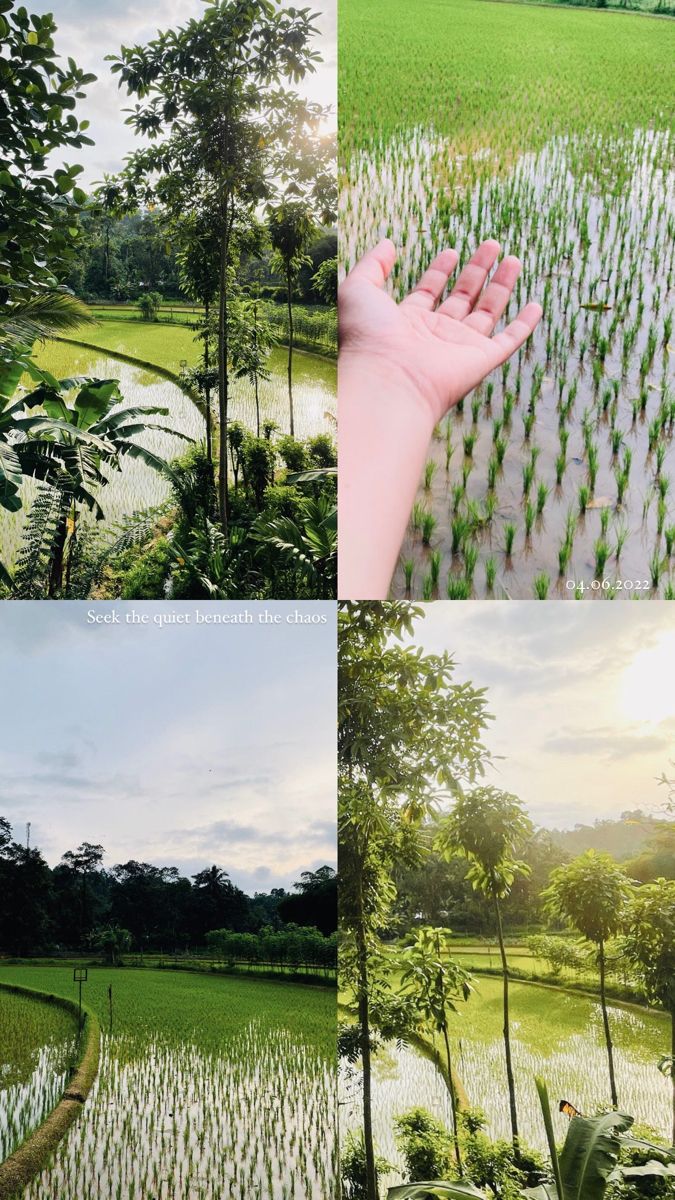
[542,727,674,762]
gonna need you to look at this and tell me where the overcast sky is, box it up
[31,0,337,184]
[0,602,336,893]
[401,603,675,830]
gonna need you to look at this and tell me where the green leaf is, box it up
[559,1111,633,1200]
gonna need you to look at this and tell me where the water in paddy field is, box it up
[25,1024,336,1200]
[340,1040,455,1192]
[342,127,675,599]
[0,342,336,571]
[0,1038,77,1162]
[341,997,670,1185]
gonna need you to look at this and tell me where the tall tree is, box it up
[61,841,104,946]
[339,602,491,1200]
[268,198,316,435]
[542,850,633,1110]
[435,786,533,1157]
[109,0,329,534]
[623,877,675,1144]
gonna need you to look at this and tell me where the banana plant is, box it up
[387,1078,674,1200]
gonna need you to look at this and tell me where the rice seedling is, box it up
[593,539,610,578]
[421,512,437,545]
[447,575,472,599]
[1,967,336,1200]
[533,573,550,599]
[504,523,516,557]
[0,990,77,1162]
[485,557,496,591]
[423,459,437,490]
[344,0,674,599]
[429,549,441,587]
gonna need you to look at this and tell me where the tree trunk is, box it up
[441,1021,463,1172]
[286,267,295,437]
[671,1010,675,1147]
[599,939,619,1108]
[204,295,212,467]
[493,888,519,1156]
[217,233,229,536]
[355,877,378,1200]
[253,300,261,438]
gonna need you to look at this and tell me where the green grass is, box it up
[340,0,674,157]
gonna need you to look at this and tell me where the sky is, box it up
[31,0,337,184]
[0,602,336,893]
[400,603,675,830]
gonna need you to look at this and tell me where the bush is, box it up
[276,435,308,473]
[119,538,173,599]
[307,433,337,468]
[394,1108,456,1182]
[137,290,162,320]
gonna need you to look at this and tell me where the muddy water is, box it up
[342,128,675,599]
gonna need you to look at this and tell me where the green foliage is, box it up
[542,852,633,945]
[0,1,95,303]
[436,787,533,899]
[137,290,162,321]
[394,1109,457,1182]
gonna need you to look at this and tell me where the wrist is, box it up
[338,348,438,433]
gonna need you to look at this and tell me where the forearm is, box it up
[338,355,436,599]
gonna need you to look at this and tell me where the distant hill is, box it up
[548,810,672,862]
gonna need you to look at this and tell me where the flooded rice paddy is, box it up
[0,969,336,1199]
[340,978,670,1190]
[1,339,336,571]
[342,126,675,599]
[0,989,77,1162]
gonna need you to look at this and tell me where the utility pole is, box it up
[25,822,31,850]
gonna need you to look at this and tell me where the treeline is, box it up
[393,814,675,935]
[0,818,336,958]
[65,209,337,308]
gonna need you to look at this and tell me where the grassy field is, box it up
[0,966,336,1199]
[340,0,675,599]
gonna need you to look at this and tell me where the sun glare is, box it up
[619,631,675,726]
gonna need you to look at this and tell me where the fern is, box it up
[12,485,69,599]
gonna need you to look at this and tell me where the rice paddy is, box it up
[0,967,337,1200]
[340,0,675,599]
[0,336,336,572]
[340,977,671,1190]
[0,989,78,1163]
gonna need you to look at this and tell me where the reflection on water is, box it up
[342,127,675,598]
[341,995,670,1181]
[26,1025,336,1200]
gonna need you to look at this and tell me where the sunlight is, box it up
[619,631,675,725]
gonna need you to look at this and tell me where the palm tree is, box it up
[543,850,633,1109]
[435,786,533,1157]
[268,199,317,437]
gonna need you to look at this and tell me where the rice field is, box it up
[0,967,337,1200]
[0,335,336,572]
[340,0,675,599]
[340,977,670,1190]
[0,989,77,1163]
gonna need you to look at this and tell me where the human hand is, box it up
[339,238,542,426]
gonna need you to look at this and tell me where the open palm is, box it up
[340,239,542,424]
